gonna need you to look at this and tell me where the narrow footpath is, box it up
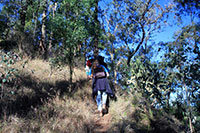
[84,81,112,133]
[91,107,112,133]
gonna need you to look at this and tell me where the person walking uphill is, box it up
[85,56,94,79]
[91,58,114,117]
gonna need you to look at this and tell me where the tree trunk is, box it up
[20,1,26,32]
[127,25,145,66]
[48,2,57,57]
[184,82,194,133]
[94,0,99,58]
[69,46,73,92]
[110,53,115,75]
[33,0,40,45]
[40,0,48,59]
[166,91,171,112]
[19,0,28,53]
[110,43,117,83]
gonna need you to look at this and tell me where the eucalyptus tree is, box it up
[32,0,41,44]
[0,0,41,55]
[108,0,174,66]
[0,1,20,40]
[169,1,200,132]
[15,0,33,53]
[159,23,200,132]
[124,45,175,110]
[88,0,106,58]
[100,0,175,93]
[48,2,57,57]
[93,0,100,58]
[0,13,9,40]
[39,0,48,58]
[49,0,94,88]
[100,0,123,83]
[174,0,200,20]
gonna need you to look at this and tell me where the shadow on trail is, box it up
[0,72,88,119]
[105,109,184,133]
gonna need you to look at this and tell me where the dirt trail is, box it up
[92,112,112,133]
[84,81,113,133]
[88,100,112,133]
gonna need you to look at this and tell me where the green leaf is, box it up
[2,79,6,83]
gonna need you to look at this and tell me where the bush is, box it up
[0,51,19,100]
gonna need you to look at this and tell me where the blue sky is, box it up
[97,0,186,61]
[99,0,177,42]
[0,0,187,43]
[0,5,1,10]
[0,1,193,45]
[98,0,194,47]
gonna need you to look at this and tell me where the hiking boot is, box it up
[102,108,108,115]
[102,104,107,114]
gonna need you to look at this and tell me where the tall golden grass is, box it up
[0,58,96,132]
[0,58,183,133]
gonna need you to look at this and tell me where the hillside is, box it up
[1,0,199,132]
[0,58,184,133]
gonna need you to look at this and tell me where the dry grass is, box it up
[0,58,95,133]
[107,92,155,132]
[0,58,184,133]
[14,58,86,83]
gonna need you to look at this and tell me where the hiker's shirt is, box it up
[85,66,91,76]
[85,59,93,78]
[93,65,113,95]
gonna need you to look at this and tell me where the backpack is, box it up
[97,56,109,72]
[94,65,106,78]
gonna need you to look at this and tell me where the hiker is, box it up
[96,55,109,75]
[85,56,93,79]
[91,57,114,117]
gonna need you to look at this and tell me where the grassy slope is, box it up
[0,58,184,133]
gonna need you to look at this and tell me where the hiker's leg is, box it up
[96,91,102,111]
[102,92,107,105]
[102,92,107,111]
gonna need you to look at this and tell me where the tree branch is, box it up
[127,23,145,66]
